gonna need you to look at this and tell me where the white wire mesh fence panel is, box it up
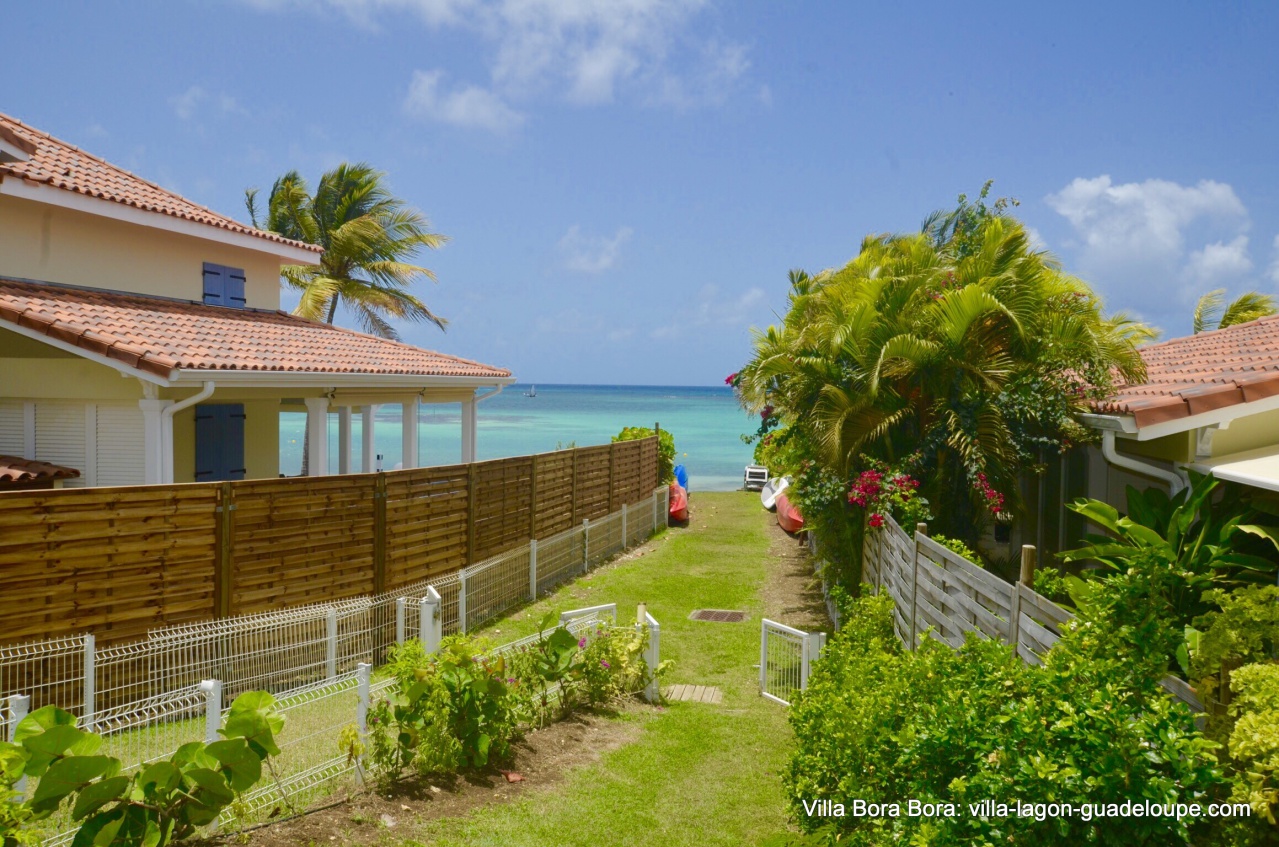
[587,511,624,566]
[235,671,364,824]
[535,524,586,596]
[0,635,88,719]
[760,620,809,707]
[433,573,462,635]
[463,547,532,633]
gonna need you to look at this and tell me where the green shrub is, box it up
[614,426,675,484]
[786,592,1225,846]
[930,534,980,565]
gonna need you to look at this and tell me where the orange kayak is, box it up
[775,492,804,534]
[669,482,689,523]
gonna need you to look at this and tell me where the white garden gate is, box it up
[759,619,826,706]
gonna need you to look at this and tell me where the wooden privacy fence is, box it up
[0,436,660,647]
[862,513,1203,712]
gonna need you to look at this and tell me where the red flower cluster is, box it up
[974,472,1005,514]
[849,470,920,529]
[761,404,774,420]
[725,372,740,386]
[847,470,885,507]
[868,513,885,528]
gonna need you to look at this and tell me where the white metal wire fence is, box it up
[759,619,825,707]
[1,488,667,724]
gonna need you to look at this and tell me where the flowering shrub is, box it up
[847,466,932,529]
[972,471,1006,517]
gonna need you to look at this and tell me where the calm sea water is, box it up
[280,384,759,492]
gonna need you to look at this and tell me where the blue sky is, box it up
[7,1,1279,385]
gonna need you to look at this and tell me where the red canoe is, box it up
[669,482,689,523]
[775,492,804,534]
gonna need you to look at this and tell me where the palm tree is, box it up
[1192,289,1277,334]
[246,163,447,339]
[739,213,1149,540]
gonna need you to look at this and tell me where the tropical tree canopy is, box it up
[737,191,1151,539]
[246,163,447,339]
[1193,289,1277,334]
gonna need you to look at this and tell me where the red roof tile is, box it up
[0,278,511,381]
[1096,315,1279,427]
[0,113,321,255]
[0,456,81,484]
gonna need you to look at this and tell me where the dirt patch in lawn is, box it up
[761,514,831,633]
[203,708,645,847]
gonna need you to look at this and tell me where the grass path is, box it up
[407,491,805,847]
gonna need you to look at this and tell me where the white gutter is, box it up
[170,370,515,389]
[161,381,215,483]
[1101,430,1186,495]
[475,385,505,404]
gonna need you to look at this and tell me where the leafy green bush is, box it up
[0,692,282,847]
[614,426,675,484]
[930,534,980,565]
[1190,586,1279,710]
[786,591,1225,846]
[1225,663,1279,825]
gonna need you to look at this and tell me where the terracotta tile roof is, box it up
[1095,315,1279,427]
[0,456,81,484]
[0,113,321,255]
[0,278,511,381]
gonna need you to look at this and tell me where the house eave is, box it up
[169,369,517,390]
[0,178,322,264]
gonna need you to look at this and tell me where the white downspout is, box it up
[1101,429,1186,495]
[161,381,215,483]
[462,386,505,464]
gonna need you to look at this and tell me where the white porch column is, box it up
[338,406,353,474]
[461,398,477,463]
[304,397,330,476]
[362,405,378,473]
[401,398,419,469]
[139,399,170,485]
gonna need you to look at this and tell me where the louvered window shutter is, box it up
[202,263,226,306]
[226,267,247,309]
[195,404,247,481]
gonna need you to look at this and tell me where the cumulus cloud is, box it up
[244,0,748,126]
[403,69,524,131]
[558,225,633,273]
[1044,175,1262,327]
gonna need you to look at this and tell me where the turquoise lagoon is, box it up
[280,384,760,492]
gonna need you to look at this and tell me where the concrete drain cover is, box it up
[689,609,747,623]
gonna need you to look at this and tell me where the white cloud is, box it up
[1045,175,1257,326]
[1024,226,1047,252]
[403,69,525,132]
[558,225,633,273]
[651,284,765,337]
[244,0,748,119]
[1186,235,1253,285]
[171,86,246,121]
[1269,235,1279,285]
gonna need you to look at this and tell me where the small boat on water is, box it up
[524,385,537,397]
[761,476,790,511]
[668,482,689,524]
[775,492,804,534]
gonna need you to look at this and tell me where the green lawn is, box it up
[408,491,800,847]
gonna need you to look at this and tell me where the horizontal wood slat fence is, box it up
[861,513,1204,713]
[0,436,660,648]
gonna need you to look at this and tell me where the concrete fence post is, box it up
[8,694,30,793]
[395,598,407,645]
[622,503,628,547]
[420,586,442,653]
[356,662,371,736]
[199,680,222,744]
[652,489,658,533]
[458,571,469,634]
[800,633,812,691]
[326,607,338,679]
[529,537,539,601]
[582,518,591,569]
[83,634,96,732]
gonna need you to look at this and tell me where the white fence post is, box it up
[395,597,407,646]
[622,503,628,547]
[652,489,658,533]
[644,614,660,703]
[800,633,812,691]
[420,586,442,653]
[529,537,539,601]
[356,662,371,735]
[758,619,768,696]
[458,571,469,634]
[199,680,222,744]
[8,694,30,793]
[83,633,96,732]
[582,518,590,569]
[326,607,338,679]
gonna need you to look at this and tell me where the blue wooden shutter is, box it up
[226,268,247,309]
[194,404,246,481]
[202,263,247,309]
[202,263,226,306]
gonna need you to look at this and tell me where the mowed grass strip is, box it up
[408,491,797,847]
